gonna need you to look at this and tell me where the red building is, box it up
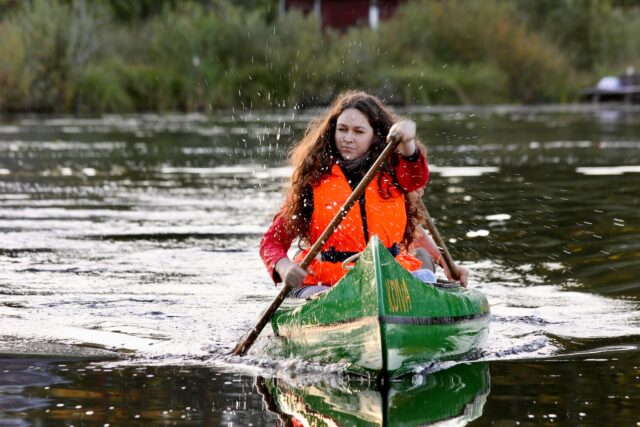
[279,0,404,30]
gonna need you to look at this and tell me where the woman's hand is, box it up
[275,257,307,288]
[388,120,417,157]
[446,265,469,288]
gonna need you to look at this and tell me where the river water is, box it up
[0,106,639,426]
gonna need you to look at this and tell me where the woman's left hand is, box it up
[388,120,417,157]
[446,265,469,288]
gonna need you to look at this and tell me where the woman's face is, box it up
[335,108,374,160]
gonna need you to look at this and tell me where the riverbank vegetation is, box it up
[1,0,639,113]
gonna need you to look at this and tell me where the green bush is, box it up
[1,0,639,112]
[381,62,508,105]
[0,22,26,111]
[380,0,571,102]
[0,0,112,112]
[515,0,640,72]
[75,61,133,113]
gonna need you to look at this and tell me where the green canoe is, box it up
[267,236,490,378]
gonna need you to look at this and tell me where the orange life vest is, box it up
[293,164,422,285]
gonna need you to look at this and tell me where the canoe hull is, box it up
[381,317,489,374]
[268,236,490,377]
[272,316,384,374]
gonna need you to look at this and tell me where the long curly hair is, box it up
[282,91,426,248]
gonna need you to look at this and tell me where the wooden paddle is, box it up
[232,133,403,356]
[422,207,462,281]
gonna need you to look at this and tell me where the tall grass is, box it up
[0,0,112,112]
[0,0,639,113]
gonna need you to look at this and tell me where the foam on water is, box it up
[1,229,637,374]
[429,166,499,177]
[576,165,640,175]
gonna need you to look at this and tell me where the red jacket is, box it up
[260,150,429,283]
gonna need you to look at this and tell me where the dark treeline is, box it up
[0,0,639,113]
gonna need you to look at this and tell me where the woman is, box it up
[260,91,463,298]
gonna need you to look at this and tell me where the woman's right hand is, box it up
[275,258,307,288]
[388,120,417,157]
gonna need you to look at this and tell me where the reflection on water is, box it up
[257,362,490,426]
[0,360,489,426]
[0,360,276,426]
[0,359,61,426]
[2,353,637,426]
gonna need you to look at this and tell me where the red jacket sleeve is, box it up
[395,148,429,192]
[259,212,294,284]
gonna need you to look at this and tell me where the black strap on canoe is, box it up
[321,243,400,263]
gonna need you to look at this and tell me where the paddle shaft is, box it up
[422,207,461,281]
[232,135,403,356]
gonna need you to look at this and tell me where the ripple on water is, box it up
[0,112,639,375]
